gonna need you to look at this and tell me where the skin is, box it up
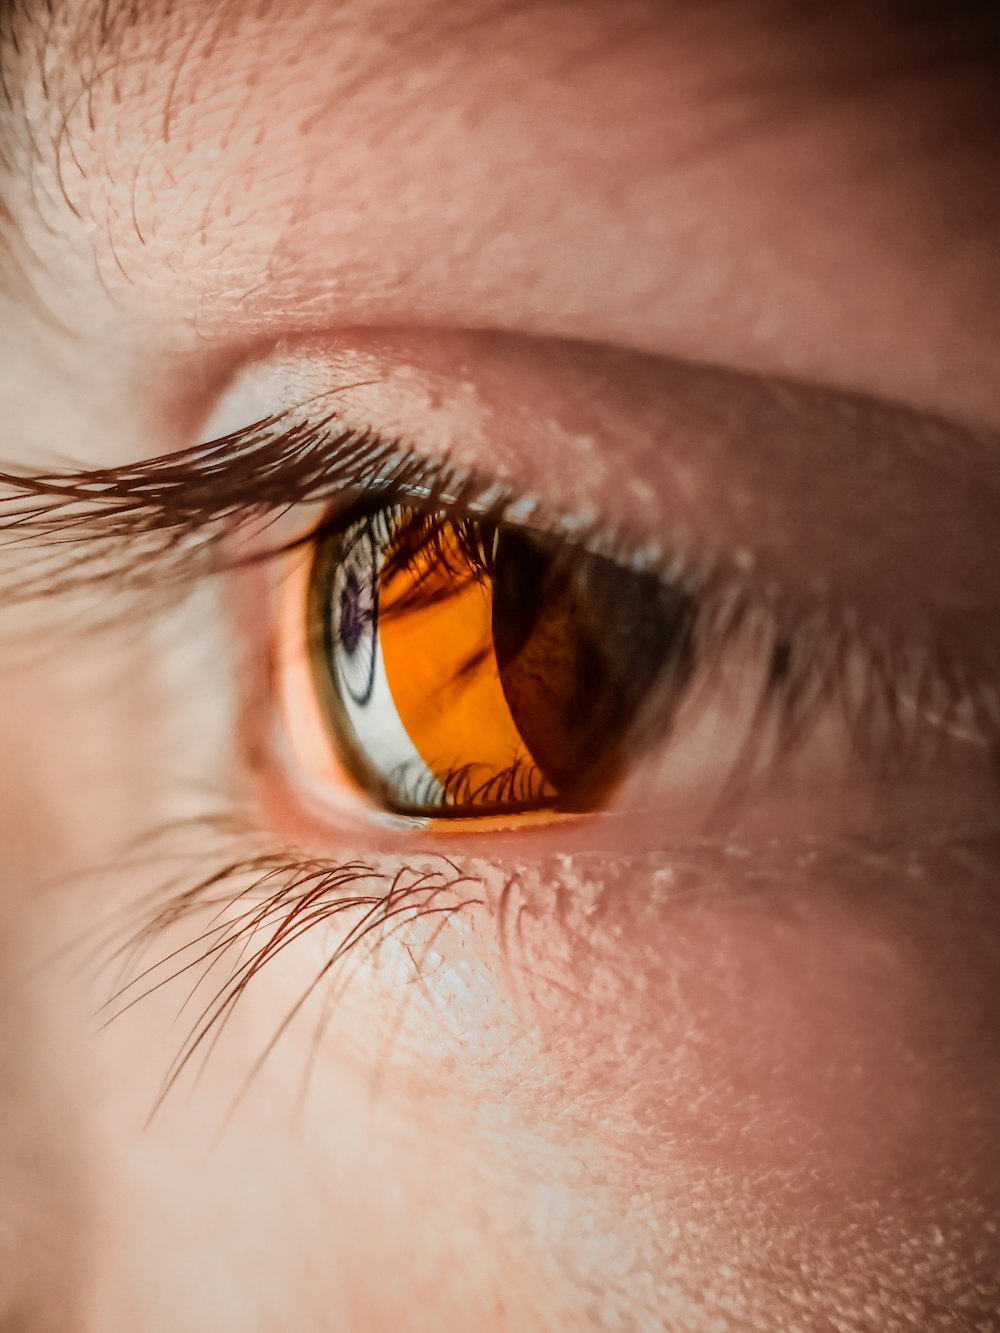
[0,1,999,1329]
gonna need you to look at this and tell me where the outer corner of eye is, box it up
[269,501,679,831]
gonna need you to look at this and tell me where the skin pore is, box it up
[1,1,999,1330]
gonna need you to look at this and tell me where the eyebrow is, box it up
[2,0,997,236]
[0,0,576,252]
[3,0,996,172]
[0,0,530,107]
[3,0,1000,438]
[6,0,999,102]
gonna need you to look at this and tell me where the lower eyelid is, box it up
[98,544,1000,1105]
[107,824,1000,1112]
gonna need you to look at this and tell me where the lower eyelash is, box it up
[92,820,485,1118]
[438,756,549,807]
[86,812,1000,1124]
[384,756,549,813]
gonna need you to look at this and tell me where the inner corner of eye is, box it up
[272,501,693,824]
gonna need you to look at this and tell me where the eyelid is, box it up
[3,363,999,783]
[3,345,999,827]
[3,367,998,736]
[0,397,708,615]
[194,335,1000,630]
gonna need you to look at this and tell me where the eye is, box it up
[276,502,694,819]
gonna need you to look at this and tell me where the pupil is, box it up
[339,569,364,655]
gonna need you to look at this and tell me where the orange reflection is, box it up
[379,527,546,798]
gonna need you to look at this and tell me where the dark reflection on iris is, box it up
[325,521,378,707]
[339,569,364,655]
[491,529,694,804]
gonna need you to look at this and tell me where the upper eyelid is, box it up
[1,331,1000,613]
[0,369,976,593]
[14,405,1000,764]
[192,339,1000,633]
[1,334,999,659]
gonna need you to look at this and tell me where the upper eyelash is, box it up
[0,412,414,594]
[0,409,637,598]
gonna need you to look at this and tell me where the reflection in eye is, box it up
[294,504,693,817]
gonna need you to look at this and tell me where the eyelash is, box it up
[0,411,572,596]
[4,407,998,1104]
[92,822,486,1117]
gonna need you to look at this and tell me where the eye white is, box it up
[324,518,444,808]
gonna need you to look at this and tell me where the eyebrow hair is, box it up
[2,0,998,193]
[0,0,996,267]
[5,0,1000,121]
[1,0,998,351]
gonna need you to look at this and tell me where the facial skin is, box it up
[1,2,999,1331]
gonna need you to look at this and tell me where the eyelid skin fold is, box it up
[6,329,1000,632]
